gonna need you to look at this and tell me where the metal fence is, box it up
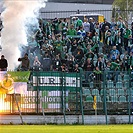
[40,9,133,24]
[0,70,133,124]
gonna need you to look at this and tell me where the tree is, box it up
[112,0,133,21]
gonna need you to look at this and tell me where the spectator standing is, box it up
[95,56,104,71]
[61,18,68,39]
[0,55,8,71]
[41,51,52,71]
[116,16,125,37]
[114,31,123,54]
[131,22,133,44]
[89,17,95,37]
[83,18,90,34]
[52,18,61,35]
[100,18,111,43]
[110,46,120,62]
[53,34,64,58]
[110,17,116,31]
[33,56,41,71]
[104,30,113,54]
[123,24,132,51]
[18,53,30,71]
[67,24,77,36]
[73,64,80,73]
[84,58,94,83]
[52,54,61,71]
[93,66,102,91]
[59,63,68,72]
[92,31,100,55]
[75,17,83,30]
[127,35,133,54]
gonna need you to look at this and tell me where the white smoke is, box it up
[1,0,47,70]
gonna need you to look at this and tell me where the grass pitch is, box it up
[0,125,133,133]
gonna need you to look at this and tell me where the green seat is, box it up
[116,82,123,89]
[100,89,108,96]
[100,89,104,95]
[118,89,125,96]
[96,95,102,102]
[92,89,99,96]
[126,89,130,95]
[89,82,93,88]
[111,96,118,102]
[130,90,133,96]
[127,96,133,102]
[119,96,127,102]
[86,95,93,102]
[118,75,122,81]
[83,89,91,96]
[107,81,114,89]
[131,82,133,87]
[124,75,129,81]
[101,82,104,88]
[124,82,129,88]
[109,89,116,96]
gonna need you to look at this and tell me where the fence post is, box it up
[61,72,66,124]
[36,71,39,114]
[103,71,108,124]
[80,70,84,124]
[80,89,84,124]
[76,73,78,113]
[128,72,131,124]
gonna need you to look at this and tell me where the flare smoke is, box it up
[1,0,47,70]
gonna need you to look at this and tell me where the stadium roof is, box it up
[48,0,114,5]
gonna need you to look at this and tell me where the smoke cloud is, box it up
[1,0,47,70]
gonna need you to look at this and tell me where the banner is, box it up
[0,71,30,94]
[32,72,81,91]
[7,71,30,82]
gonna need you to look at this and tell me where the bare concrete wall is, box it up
[0,115,133,124]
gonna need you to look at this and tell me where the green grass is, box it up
[0,125,133,133]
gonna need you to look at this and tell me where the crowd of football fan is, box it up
[25,16,133,73]
[1,14,133,81]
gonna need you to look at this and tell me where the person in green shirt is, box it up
[53,34,64,58]
[61,18,68,38]
[107,60,120,82]
[92,32,100,55]
[67,24,77,36]
[52,18,61,35]
[93,66,102,91]
[76,17,83,30]
[127,52,133,71]
[123,24,132,51]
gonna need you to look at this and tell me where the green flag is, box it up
[7,71,31,82]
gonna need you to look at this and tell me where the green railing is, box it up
[0,71,133,124]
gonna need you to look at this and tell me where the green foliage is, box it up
[113,0,133,10]
[113,0,133,20]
